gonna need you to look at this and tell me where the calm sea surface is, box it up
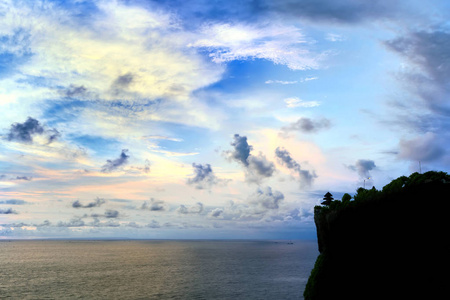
[0,240,318,299]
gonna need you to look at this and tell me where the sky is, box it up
[1,0,450,239]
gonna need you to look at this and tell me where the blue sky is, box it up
[1,0,450,239]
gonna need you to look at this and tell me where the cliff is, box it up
[304,171,450,300]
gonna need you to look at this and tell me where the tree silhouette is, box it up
[322,192,333,205]
[342,193,351,203]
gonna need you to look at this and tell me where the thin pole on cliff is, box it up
[364,177,371,189]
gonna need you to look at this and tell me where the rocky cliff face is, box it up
[304,172,450,300]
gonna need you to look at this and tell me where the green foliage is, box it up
[341,193,351,203]
[304,254,326,300]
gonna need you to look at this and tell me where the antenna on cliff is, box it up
[419,161,422,174]
[364,177,371,189]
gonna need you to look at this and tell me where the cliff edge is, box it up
[304,171,450,299]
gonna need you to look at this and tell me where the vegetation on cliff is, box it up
[304,171,450,300]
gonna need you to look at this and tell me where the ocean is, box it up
[0,240,318,299]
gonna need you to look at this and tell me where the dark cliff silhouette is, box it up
[304,171,450,300]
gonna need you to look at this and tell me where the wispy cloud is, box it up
[0,0,224,102]
[190,22,324,70]
[284,97,320,108]
[348,159,376,178]
[280,117,331,137]
[101,150,129,173]
[72,197,106,208]
[275,147,317,187]
[265,80,298,85]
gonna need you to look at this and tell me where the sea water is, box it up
[0,240,318,299]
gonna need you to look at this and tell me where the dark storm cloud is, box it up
[249,186,284,210]
[348,159,376,178]
[0,199,27,205]
[275,147,317,187]
[281,117,331,137]
[385,29,450,114]
[0,208,18,214]
[6,117,61,144]
[7,117,44,143]
[101,149,129,173]
[141,198,166,211]
[225,134,275,183]
[397,133,444,162]
[72,197,106,208]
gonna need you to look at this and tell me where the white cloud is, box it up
[301,76,319,82]
[0,0,224,102]
[284,97,320,108]
[325,33,346,42]
[190,22,324,70]
[265,80,298,85]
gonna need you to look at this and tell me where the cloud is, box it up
[177,202,204,214]
[187,163,229,189]
[104,209,119,218]
[6,117,60,144]
[7,117,44,143]
[280,117,331,137]
[0,199,27,205]
[72,197,106,208]
[225,134,275,183]
[0,0,224,102]
[246,153,276,184]
[209,208,224,218]
[0,208,18,214]
[146,220,161,228]
[275,147,316,187]
[14,176,32,181]
[141,198,166,211]
[385,29,450,114]
[64,85,88,98]
[57,218,85,227]
[266,0,401,24]
[398,132,445,162]
[265,80,298,85]
[348,159,376,178]
[101,149,129,173]
[187,163,217,189]
[325,33,345,42]
[284,97,320,108]
[227,134,252,166]
[113,73,134,89]
[190,22,323,70]
[249,186,284,210]
[131,159,151,174]
[47,128,61,144]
